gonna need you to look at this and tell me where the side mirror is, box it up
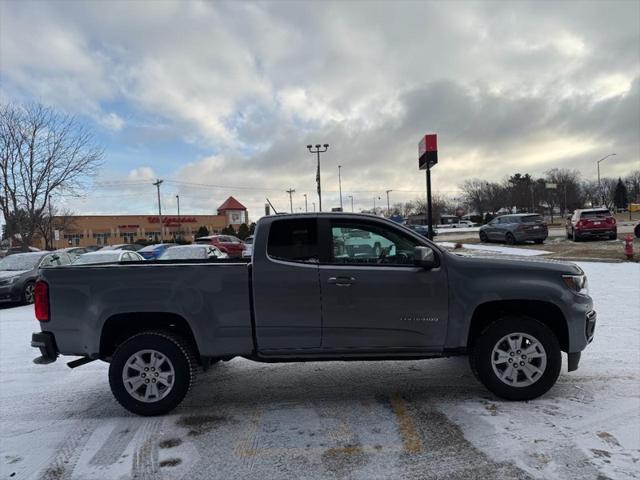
[414,246,438,269]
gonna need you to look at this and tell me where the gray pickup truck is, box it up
[31,213,596,415]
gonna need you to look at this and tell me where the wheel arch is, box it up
[100,312,200,362]
[467,300,569,352]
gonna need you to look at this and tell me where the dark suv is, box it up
[479,214,548,244]
[566,208,617,241]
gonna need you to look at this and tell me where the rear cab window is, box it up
[267,219,318,263]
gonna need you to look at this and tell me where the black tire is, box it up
[479,231,489,243]
[470,316,561,401]
[566,230,571,240]
[635,224,640,239]
[534,239,544,244]
[572,229,580,242]
[608,233,617,241]
[109,331,196,416]
[505,232,516,245]
[22,281,35,304]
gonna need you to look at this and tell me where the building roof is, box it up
[217,196,246,212]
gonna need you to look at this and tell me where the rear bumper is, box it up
[576,228,616,237]
[31,332,58,364]
[514,230,548,241]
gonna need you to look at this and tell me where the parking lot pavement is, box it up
[1,262,639,480]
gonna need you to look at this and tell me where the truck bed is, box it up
[38,261,254,359]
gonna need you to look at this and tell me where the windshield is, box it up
[159,246,206,260]
[73,253,121,265]
[0,254,41,271]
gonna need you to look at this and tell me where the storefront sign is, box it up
[147,216,197,224]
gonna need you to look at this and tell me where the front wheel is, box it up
[109,331,196,416]
[479,231,489,243]
[534,239,544,244]
[470,316,561,401]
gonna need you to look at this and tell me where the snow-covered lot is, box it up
[1,262,638,480]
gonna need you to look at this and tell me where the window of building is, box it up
[267,219,318,263]
[93,233,111,245]
[119,232,136,243]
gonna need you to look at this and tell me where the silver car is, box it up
[479,214,548,245]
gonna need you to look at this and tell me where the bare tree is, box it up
[37,204,77,250]
[0,103,102,248]
[545,168,583,215]
[625,170,640,204]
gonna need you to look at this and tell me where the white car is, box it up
[450,220,476,228]
[242,236,253,258]
[158,244,228,260]
[72,250,145,265]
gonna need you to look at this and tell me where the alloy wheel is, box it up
[491,332,547,387]
[122,349,176,403]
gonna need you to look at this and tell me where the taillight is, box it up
[34,280,50,322]
[607,217,616,224]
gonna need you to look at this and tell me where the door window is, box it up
[329,221,418,265]
[267,219,318,263]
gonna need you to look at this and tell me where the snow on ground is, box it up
[0,262,638,480]
[437,241,552,256]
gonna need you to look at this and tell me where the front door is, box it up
[252,217,322,351]
[318,219,448,352]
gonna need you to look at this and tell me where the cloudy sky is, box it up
[1,0,639,220]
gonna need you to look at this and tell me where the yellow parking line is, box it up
[390,394,423,454]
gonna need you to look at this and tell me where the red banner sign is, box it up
[147,216,197,224]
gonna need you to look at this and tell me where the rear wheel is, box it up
[22,281,35,304]
[572,229,580,242]
[505,232,516,245]
[479,231,489,243]
[534,239,544,244]
[608,233,617,240]
[470,316,561,400]
[109,331,196,416]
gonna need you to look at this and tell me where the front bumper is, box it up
[0,284,21,303]
[31,332,58,364]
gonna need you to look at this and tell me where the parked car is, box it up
[158,244,228,260]
[195,234,245,257]
[566,208,617,241]
[0,251,72,304]
[55,247,90,261]
[99,243,144,252]
[450,220,476,228]
[33,213,595,415]
[405,225,435,237]
[635,222,640,239]
[1,246,42,257]
[72,250,145,265]
[242,236,254,258]
[479,214,548,244]
[82,245,103,252]
[137,243,177,260]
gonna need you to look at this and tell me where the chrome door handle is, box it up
[328,276,355,286]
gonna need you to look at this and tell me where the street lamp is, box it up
[385,190,393,216]
[307,143,329,212]
[597,153,616,206]
[303,193,308,212]
[348,195,354,212]
[286,188,295,213]
[338,165,343,211]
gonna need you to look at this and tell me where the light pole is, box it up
[312,202,316,212]
[597,153,616,206]
[348,195,354,212]
[385,189,392,216]
[338,165,343,211]
[153,179,164,242]
[373,195,381,213]
[307,143,329,212]
[176,195,180,216]
[286,188,295,213]
[303,193,308,212]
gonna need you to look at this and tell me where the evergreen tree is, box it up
[614,177,628,209]
[195,226,210,238]
[237,223,250,240]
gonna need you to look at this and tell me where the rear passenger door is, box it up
[252,218,322,351]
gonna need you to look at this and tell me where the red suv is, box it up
[566,208,617,241]
[195,234,246,257]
